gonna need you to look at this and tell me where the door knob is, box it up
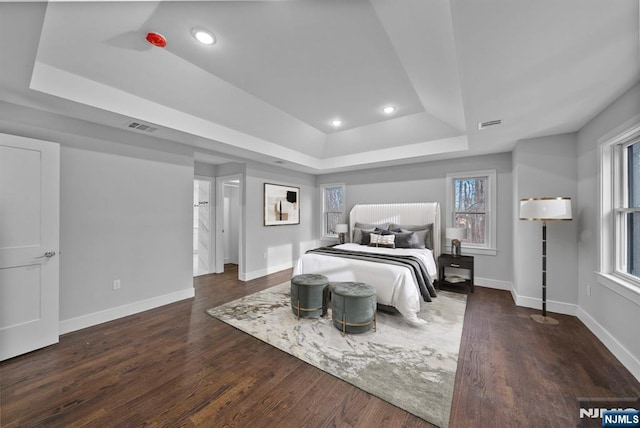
[35,251,56,259]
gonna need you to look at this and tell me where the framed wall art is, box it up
[264,183,300,226]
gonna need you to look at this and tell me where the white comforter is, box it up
[292,244,438,325]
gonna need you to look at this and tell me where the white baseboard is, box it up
[474,277,512,291]
[510,286,578,316]
[241,261,293,282]
[477,279,577,315]
[577,307,640,382]
[59,287,195,335]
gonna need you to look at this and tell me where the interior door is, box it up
[0,133,60,361]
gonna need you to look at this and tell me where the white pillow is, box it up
[369,233,395,247]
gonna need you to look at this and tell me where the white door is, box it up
[0,134,60,361]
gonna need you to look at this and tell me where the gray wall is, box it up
[512,133,579,313]
[317,153,513,285]
[576,81,640,375]
[0,106,196,333]
[59,144,194,322]
[194,161,216,177]
[242,162,319,280]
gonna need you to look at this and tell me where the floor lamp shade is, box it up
[519,197,572,325]
[519,197,572,221]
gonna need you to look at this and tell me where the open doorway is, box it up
[215,174,243,278]
[223,180,240,266]
[193,178,212,276]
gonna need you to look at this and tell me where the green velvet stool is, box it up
[331,282,377,335]
[290,274,329,319]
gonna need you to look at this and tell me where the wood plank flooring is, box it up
[1,266,639,427]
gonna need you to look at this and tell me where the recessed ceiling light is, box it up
[192,29,216,45]
[382,106,396,114]
[330,119,343,127]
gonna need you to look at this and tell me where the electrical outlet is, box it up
[113,279,121,290]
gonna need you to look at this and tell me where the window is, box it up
[599,117,640,299]
[446,170,497,255]
[321,184,345,238]
[614,139,640,280]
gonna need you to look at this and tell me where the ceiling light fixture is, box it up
[192,29,216,45]
[382,106,396,114]
[330,119,343,127]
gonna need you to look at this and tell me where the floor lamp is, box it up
[519,197,572,325]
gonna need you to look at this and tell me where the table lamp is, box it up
[335,224,348,244]
[446,227,466,257]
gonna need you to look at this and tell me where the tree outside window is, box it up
[322,184,345,237]
[446,169,496,255]
[453,177,487,245]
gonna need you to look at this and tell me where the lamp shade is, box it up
[445,227,467,240]
[519,197,572,220]
[335,224,349,233]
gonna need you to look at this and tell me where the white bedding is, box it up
[292,243,438,325]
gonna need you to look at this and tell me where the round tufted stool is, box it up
[290,274,329,319]
[331,282,377,335]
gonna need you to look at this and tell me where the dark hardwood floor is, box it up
[1,266,639,427]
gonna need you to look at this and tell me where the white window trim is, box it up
[598,113,640,305]
[445,169,497,256]
[320,183,345,239]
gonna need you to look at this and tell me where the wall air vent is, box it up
[478,119,502,130]
[126,121,158,133]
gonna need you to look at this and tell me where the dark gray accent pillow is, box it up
[353,227,375,244]
[392,231,420,249]
[390,223,434,249]
[360,231,376,246]
[374,227,393,235]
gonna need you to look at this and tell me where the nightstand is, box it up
[438,254,474,293]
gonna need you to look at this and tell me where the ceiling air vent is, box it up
[126,121,158,133]
[478,119,502,130]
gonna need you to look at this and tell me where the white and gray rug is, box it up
[206,282,467,428]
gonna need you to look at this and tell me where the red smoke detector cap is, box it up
[146,32,167,48]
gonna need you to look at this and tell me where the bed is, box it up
[293,202,441,326]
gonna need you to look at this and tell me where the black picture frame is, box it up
[264,183,300,226]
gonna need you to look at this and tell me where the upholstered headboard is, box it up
[348,202,441,259]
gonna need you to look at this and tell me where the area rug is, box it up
[206,282,467,427]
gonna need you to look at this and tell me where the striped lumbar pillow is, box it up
[369,233,395,248]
